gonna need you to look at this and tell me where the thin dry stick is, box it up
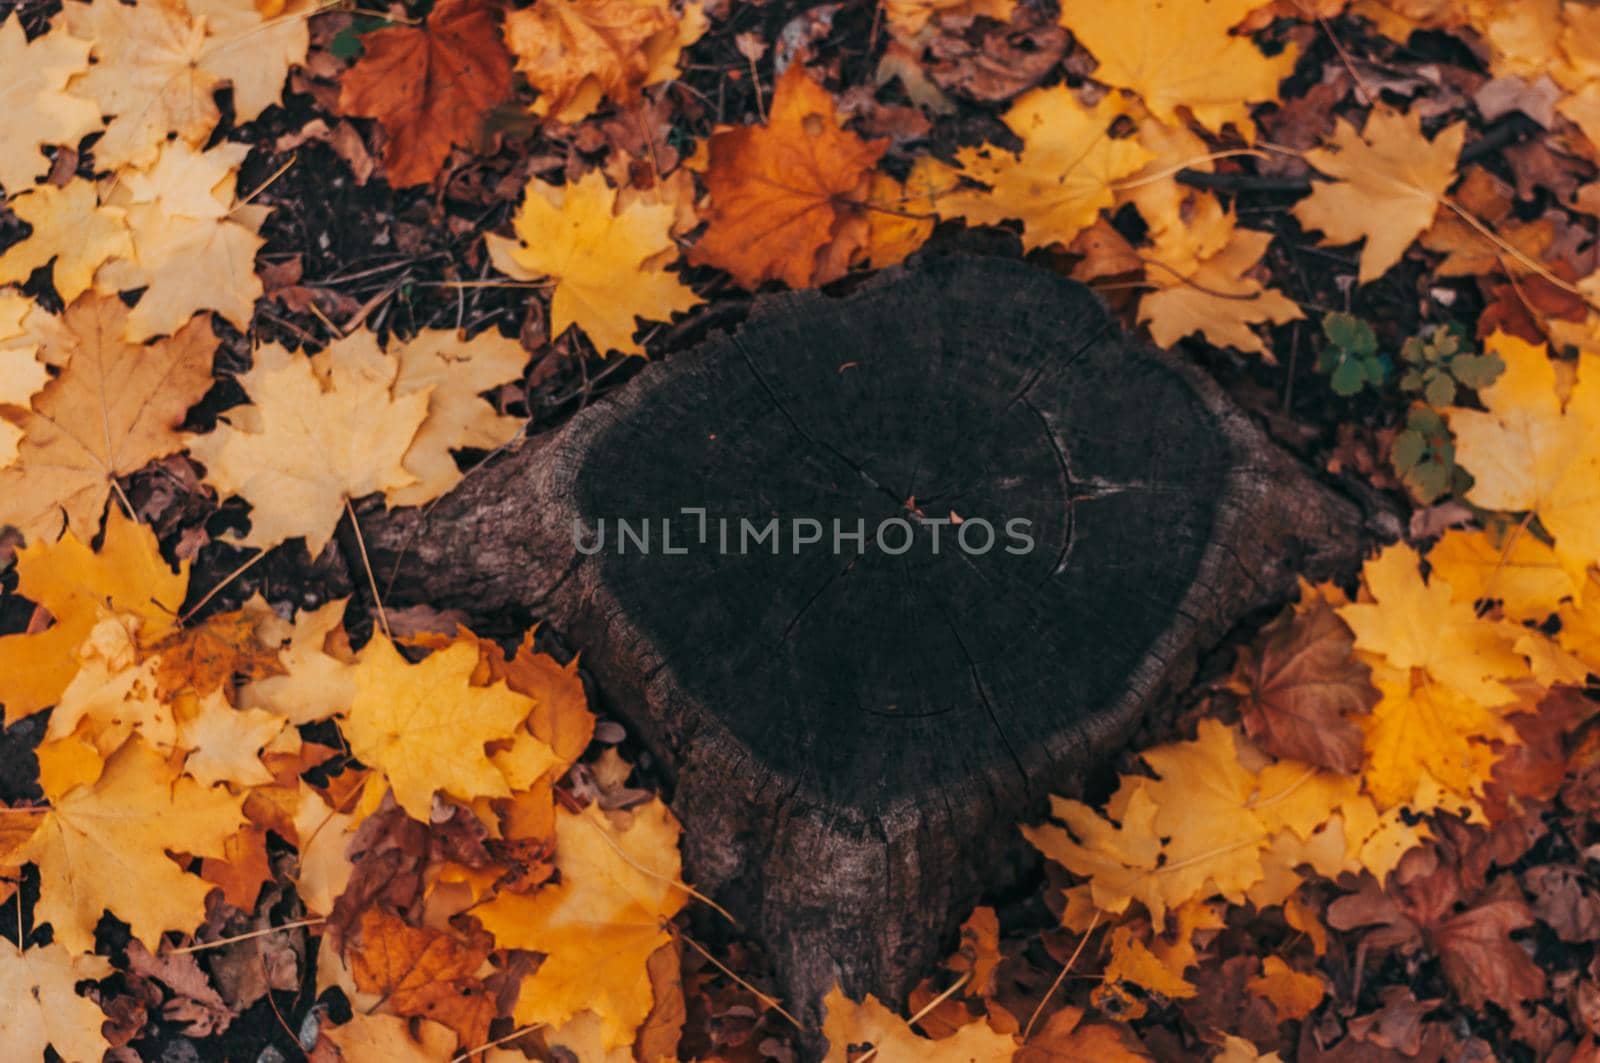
[416,279,555,290]
[1442,198,1595,307]
[344,497,392,640]
[1140,256,1268,302]
[1023,908,1102,1041]
[450,1024,545,1063]
[854,971,973,1062]
[179,548,269,625]
[675,926,804,1029]
[1109,149,1268,192]
[234,154,297,212]
[303,298,343,338]
[167,916,326,955]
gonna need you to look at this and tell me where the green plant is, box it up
[1391,406,1468,504]
[1317,312,1387,396]
[1398,323,1503,406]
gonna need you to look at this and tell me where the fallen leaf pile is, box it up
[7,0,1600,1058]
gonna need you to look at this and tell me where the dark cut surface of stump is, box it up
[366,256,1365,1027]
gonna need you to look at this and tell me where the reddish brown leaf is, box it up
[198,825,273,912]
[1526,865,1600,943]
[1230,600,1376,773]
[1430,888,1546,1011]
[689,65,886,289]
[1346,985,1442,1055]
[337,0,513,187]
[126,940,235,1038]
[348,908,496,1050]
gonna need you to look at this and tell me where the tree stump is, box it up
[366,256,1364,1023]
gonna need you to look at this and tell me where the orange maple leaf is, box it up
[347,908,496,1050]
[337,0,513,188]
[690,65,887,289]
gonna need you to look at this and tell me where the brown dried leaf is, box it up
[1230,600,1376,774]
[337,0,513,187]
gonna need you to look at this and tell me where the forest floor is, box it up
[2,0,1600,1061]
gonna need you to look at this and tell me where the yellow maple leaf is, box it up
[1247,955,1325,1022]
[487,171,700,357]
[238,599,356,725]
[1139,195,1302,357]
[0,295,216,544]
[1427,526,1577,622]
[21,737,246,953]
[884,0,1014,38]
[174,689,287,788]
[1362,663,1509,808]
[0,507,186,723]
[343,636,534,819]
[864,160,954,270]
[0,13,100,193]
[187,338,430,554]
[1117,108,1216,241]
[1337,542,1528,707]
[1217,1035,1285,1063]
[476,800,685,1049]
[1022,782,1163,918]
[506,0,707,124]
[820,984,1016,1061]
[320,1012,457,1063]
[1094,902,1228,1015]
[1292,106,1464,284]
[0,940,112,1063]
[1447,333,1600,573]
[1030,723,1407,924]
[0,342,49,469]
[292,787,356,917]
[1057,0,1295,138]
[1137,720,1272,908]
[386,329,528,505]
[98,140,269,340]
[44,617,178,783]
[934,86,1151,251]
[0,180,132,302]
[186,0,309,125]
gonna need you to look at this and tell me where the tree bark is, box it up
[365,256,1366,1027]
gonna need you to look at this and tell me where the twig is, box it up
[168,916,325,954]
[178,547,270,625]
[1023,909,1102,1041]
[344,497,392,640]
[1175,169,1312,194]
[450,1024,545,1063]
[675,926,803,1029]
[856,972,972,1061]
